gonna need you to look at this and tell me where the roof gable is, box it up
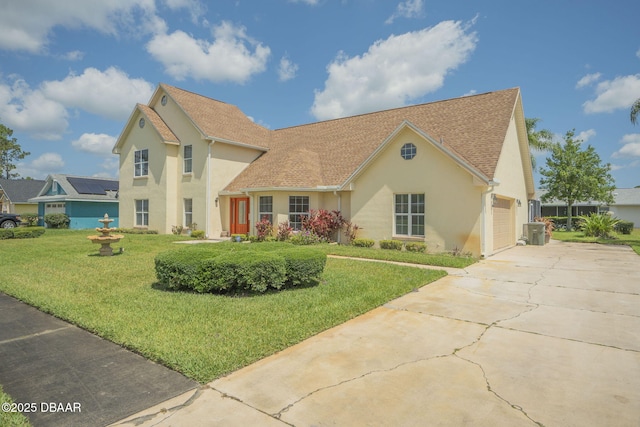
[31,175,119,202]
[160,84,272,149]
[0,178,46,203]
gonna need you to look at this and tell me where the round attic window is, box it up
[161,95,167,106]
[401,143,416,160]
[139,118,145,128]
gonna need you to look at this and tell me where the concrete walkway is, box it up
[112,239,640,427]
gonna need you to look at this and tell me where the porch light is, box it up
[517,199,521,207]
[215,197,219,207]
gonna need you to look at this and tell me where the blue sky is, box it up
[1,0,639,188]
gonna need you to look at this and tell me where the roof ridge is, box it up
[275,87,520,131]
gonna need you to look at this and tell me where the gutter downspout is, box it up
[334,190,341,243]
[481,181,498,258]
[206,141,214,239]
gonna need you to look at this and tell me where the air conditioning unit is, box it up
[524,222,545,246]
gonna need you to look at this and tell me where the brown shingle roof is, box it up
[161,84,272,149]
[224,88,521,191]
[138,104,179,143]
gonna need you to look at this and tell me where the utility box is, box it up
[524,222,545,246]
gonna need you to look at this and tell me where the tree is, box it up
[539,129,615,231]
[0,123,30,179]
[631,98,640,125]
[525,118,554,170]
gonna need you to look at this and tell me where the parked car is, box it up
[0,213,21,228]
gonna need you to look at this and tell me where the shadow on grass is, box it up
[151,279,322,297]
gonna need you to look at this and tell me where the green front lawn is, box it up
[0,230,446,383]
[552,228,640,256]
[0,385,31,427]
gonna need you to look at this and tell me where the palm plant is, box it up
[631,98,640,125]
[526,118,554,170]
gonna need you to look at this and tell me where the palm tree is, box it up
[526,118,554,170]
[631,98,640,125]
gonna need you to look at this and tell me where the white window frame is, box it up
[184,198,193,227]
[259,196,273,224]
[134,149,149,177]
[183,145,193,174]
[288,196,309,230]
[394,193,425,236]
[135,199,149,227]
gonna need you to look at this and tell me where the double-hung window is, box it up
[183,145,192,174]
[259,196,273,224]
[134,149,149,177]
[184,199,193,227]
[289,196,309,230]
[395,194,425,236]
[135,199,149,226]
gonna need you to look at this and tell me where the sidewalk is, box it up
[0,294,198,427]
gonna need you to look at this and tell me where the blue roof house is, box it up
[29,174,119,229]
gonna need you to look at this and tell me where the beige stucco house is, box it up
[113,84,534,257]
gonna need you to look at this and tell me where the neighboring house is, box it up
[29,174,119,229]
[114,84,535,257]
[0,178,46,214]
[537,188,640,226]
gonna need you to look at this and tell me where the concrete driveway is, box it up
[113,240,640,427]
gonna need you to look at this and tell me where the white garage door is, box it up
[493,197,513,251]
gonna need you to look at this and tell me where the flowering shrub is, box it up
[277,220,293,241]
[289,230,322,245]
[255,217,274,241]
[300,209,349,242]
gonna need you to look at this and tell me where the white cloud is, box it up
[311,20,477,120]
[163,0,205,24]
[613,134,640,158]
[60,50,85,61]
[0,78,69,140]
[0,0,157,54]
[72,133,117,156]
[386,0,425,25]
[575,72,601,89]
[462,89,477,97]
[146,21,270,83]
[41,67,154,121]
[576,129,596,143]
[16,152,65,179]
[583,74,640,114]
[278,56,299,82]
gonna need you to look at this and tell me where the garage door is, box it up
[493,197,513,251]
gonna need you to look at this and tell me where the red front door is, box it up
[230,197,250,234]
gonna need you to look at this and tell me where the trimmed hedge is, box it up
[0,227,46,239]
[380,240,403,251]
[352,238,374,248]
[155,243,326,293]
[405,242,426,253]
[615,221,634,235]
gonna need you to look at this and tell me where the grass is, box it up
[0,385,32,427]
[318,243,476,268]
[0,229,447,383]
[552,228,640,256]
